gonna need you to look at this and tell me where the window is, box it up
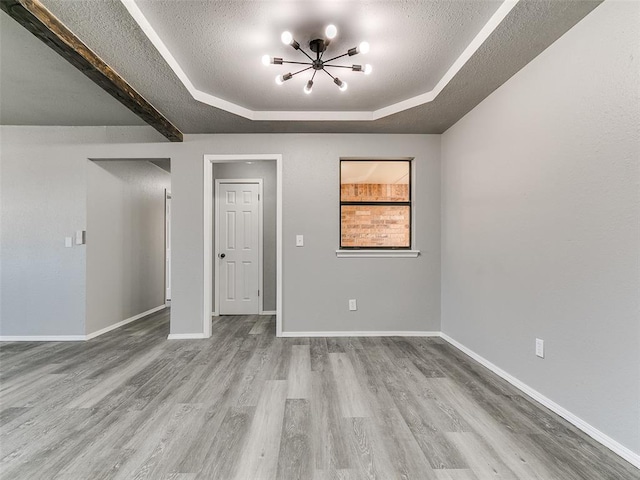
[340,159,411,249]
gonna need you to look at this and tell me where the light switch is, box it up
[296,235,304,247]
[65,237,73,248]
[75,230,86,245]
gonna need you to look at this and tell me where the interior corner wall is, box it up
[0,126,166,337]
[441,0,640,456]
[86,160,170,335]
[212,161,277,312]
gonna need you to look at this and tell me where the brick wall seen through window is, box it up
[340,160,411,249]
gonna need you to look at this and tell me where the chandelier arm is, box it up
[322,52,348,63]
[282,60,313,66]
[291,66,313,76]
[323,64,353,69]
[322,69,337,80]
[297,48,315,63]
[311,70,318,81]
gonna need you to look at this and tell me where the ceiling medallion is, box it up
[262,25,371,94]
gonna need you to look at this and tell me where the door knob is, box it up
[219,253,226,259]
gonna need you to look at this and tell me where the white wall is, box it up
[86,160,170,335]
[441,0,639,456]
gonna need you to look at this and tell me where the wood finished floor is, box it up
[0,311,637,480]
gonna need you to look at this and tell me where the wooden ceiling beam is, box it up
[1,0,183,142]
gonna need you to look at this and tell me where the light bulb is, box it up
[281,31,293,45]
[325,24,337,39]
[364,64,372,75]
[276,73,292,85]
[304,80,313,94]
[339,81,348,92]
[262,54,271,66]
[359,41,370,54]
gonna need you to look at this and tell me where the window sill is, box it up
[335,249,420,258]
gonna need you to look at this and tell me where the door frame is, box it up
[203,154,283,338]
[164,189,171,306]
[214,179,263,316]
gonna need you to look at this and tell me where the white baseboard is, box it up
[167,333,207,340]
[440,332,640,469]
[211,311,276,317]
[86,305,166,340]
[281,331,440,338]
[0,305,166,342]
[0,335,86,342]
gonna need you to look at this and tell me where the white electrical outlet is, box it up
[296,235,304,247]
[348,299,357,311]
[64,237,73,248]
[536,338,544,358]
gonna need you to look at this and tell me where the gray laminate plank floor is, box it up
[0,311,637,480]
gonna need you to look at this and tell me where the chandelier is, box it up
[262,25,371,94]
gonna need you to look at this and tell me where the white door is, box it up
[217,183,261,314]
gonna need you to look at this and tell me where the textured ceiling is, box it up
[3,0,603,134]
[134,0,502,111]
[0,11,145,127]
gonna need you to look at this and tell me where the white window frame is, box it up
[336,157,420,258]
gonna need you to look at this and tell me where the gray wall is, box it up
[213,161,277,312]
[86,160,170,335]
[441,0,640,455]
[0,127,164,336]
[0,130,88,336]
[0,129,441,337]
[181,134,441,334]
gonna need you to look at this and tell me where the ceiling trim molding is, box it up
[1,0,183,141]
[120,0,520,122]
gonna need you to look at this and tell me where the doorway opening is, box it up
[86,158,171,337]
[203,155,283,337]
